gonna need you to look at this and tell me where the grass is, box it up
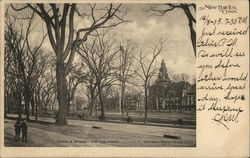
[4,117,196,147]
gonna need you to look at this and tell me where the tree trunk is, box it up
[89,89,95,116]
[55,63,68,125]
[163,99,165,109]
[67,96,71,115]
[37,89,41,116]
[89,99,93,116]
[95,101,98,119]
[182,5,196,57]
[120,82,125,119]
[24,86,30,120]
[144,85,148,124]
[180,98,183,113]
[98,85,105,120]
[44,102,47,114]
[118,89,121,112]
[35,90,38,121]
[188,20,196,56]
[169,101,171,112]
[30,89,35,116]
[4,91,8,118]
[156,96,159,111]
[17,93,22,118]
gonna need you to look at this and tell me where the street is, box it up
[5,116,195,147]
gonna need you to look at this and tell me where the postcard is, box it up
[0,0,249,157]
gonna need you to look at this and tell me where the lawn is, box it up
[4,116,196,147]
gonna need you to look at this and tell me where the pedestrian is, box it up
[14,118,21,141]
[21,119,28,142]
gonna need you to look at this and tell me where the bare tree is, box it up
[77,31,120,120]
[66,63,86,114]
[135,40,165,123]
[5,11,46,120]
[147,3,196,56]
[39,69,56,114]
[32,52,56,120]
[4,63,23,117]
[118,39,137,118]
[84,69,98,116]
[172,73,189,83]
[4,33,23,117]
[11,3,128,125]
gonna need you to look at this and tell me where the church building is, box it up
[149,60,196,111]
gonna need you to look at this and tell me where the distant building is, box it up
[124,94,145,110]
[149,60,196,111]
[186,85,196,110]
[51,95,87,113]
[105,60,196,112]
[105,96,119,110]
[68,96,88,112]
[105,93,145,111]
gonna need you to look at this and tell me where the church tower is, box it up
[156,59,171,84]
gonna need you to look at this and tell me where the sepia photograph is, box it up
[4,3,196,147]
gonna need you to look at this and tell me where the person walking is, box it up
[14,118,21,141]
[21,120,28,142]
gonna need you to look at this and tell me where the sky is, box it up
[6,3,196,83]
[112,4,196,82]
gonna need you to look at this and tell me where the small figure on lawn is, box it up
[14,118,22,141]
[21,119,28,142]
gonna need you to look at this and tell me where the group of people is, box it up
[14,118,28,142]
